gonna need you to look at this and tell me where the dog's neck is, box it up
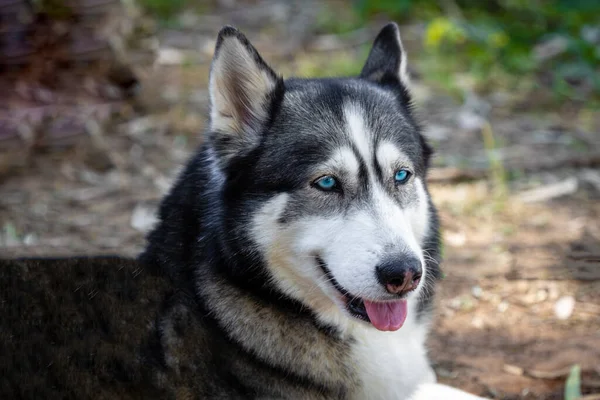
[195,263,359,394]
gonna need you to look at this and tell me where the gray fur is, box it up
[0,24,486,400]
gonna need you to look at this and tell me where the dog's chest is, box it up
[349,317,435,400]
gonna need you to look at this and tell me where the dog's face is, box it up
[209,25,435,332]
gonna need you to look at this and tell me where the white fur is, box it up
[394,29,411,87]
[409,384,488,400]
[251,103,432,320]
[323,147,361,183]
[345,103,373,168]
[251,196,437,399]
[206,25,486,400]
[248,103,483,399]
[318,103,430,299]
[410,178,431,245]
[209,36,276,135]
[251,195,351,330]
[348,302,436,400]
[375,141,413,173]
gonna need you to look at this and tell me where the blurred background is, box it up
[1,1,599,398]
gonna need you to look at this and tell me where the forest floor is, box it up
[1,1,599,398]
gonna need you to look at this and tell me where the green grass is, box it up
[564,365,582,400]
[481,122,508,209]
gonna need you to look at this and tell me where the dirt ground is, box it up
[1,1,599,399]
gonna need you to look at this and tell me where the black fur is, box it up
[146,22,441,334]
[1,24,442,399]
[360,23,405,81]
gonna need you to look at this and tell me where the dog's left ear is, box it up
[209,26,282,160]
[360,23,410,88]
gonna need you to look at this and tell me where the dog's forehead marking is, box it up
[324,147,360,177]
[344,102,373,169]
[343,101,413,178]
[376,142,413,171]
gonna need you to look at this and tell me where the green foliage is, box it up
[295,48,369,78]
[353,0,600,101]
[138,0,187,19]
[31,0,75,18]
[355,0,439,21]
[314,4,364,34]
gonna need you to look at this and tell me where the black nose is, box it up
[375,257,422,295]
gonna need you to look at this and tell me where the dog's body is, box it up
[1,24,485,399]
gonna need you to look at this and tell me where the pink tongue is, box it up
[363,299,408,331]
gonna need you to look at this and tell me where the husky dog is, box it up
[0,24,485,399]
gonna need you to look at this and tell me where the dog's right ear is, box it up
[208,26,282,161]
[360,23,410,88]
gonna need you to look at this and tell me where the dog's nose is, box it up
[375,257,422,295]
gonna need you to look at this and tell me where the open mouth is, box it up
[316,256,408,331]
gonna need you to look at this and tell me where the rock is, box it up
[130,202,158,233]
[497,301,509,313]
[445,230,466,247]
[518,178,578,203]
[156,47,185,65]
[533,36,568,62]
[161,86,181,103]
[471,316,484,329]
[178,13,201,30]
[457,93,491,132]
[554,296,575,320]
[581,26,600,45]
[424,124,452,141]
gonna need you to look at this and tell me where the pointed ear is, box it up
[360,23,410,88]
[209,26,282,158]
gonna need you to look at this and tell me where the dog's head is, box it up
[205,24,438,332]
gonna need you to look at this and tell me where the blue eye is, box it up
[314,175,338,191]
[394,169,411,184]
